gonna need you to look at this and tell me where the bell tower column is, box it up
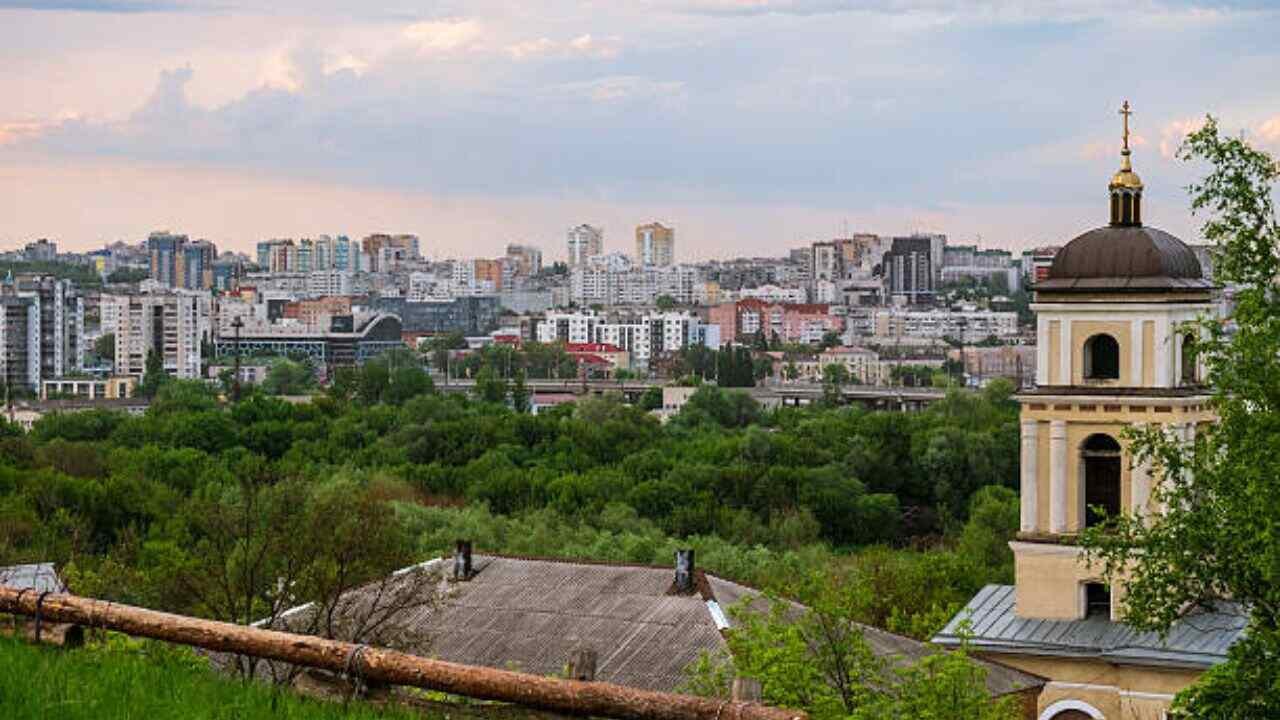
[1049,420,1068,533]
[1020,420,1039,532]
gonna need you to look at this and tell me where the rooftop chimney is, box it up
[675,549,695,594]
[453,540,473,581]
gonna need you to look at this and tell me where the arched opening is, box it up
[1082,434,1122,528]
[1110,193,1120,224]
[1133,194,1142,224]
[1039,699,1106,720]
[1180,333,1197,385]
[1122,193,1133,224]
[1083,334,1120,380]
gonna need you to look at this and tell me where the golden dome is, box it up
[1110,166,1144,190]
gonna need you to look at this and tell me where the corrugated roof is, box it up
[0,563,66,593]
[933,585,1247,669]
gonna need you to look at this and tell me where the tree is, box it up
[510,370,530,413]
[93,333,115,364]
[474,366,509,404]
[685,573,1019,720]
[655,294,677,311]
[821,363,850,406]
[818,330,842,351]
[106,267,149,284]
[137,349,168,398]
[637,385,663,411]
[261,358,315,396]
[1081,117,1280,716]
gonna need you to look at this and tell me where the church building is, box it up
[934,104,1247,720]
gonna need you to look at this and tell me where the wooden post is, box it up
[568,648,597,681]
[0,588,805,720]
[732,678,762,703]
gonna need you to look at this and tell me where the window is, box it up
[1085,582,1111,618]
[1083,433,1122,528]
[1180,333,1197,385]
[1083,334,1120,380]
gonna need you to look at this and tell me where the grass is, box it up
[0,635,431,720]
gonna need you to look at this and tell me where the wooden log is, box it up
[731,678,762,703]
[0,588,804,720]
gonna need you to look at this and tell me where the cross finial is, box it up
[1119,100,1133,152]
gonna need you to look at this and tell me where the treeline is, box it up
[0,369,1021,641]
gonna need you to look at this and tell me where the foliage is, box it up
[0,637,426,720]
[1081,117,1280,716]
[137,349,168,398]
[106,267,151,284]
[94,333,116,363]
[0,260,103,287]
[684,572,1019,720]
[262,357,316,396]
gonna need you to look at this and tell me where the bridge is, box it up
[433,376,948,412]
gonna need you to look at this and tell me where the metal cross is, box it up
[1119,100,1133,150]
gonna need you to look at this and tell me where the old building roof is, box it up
[1036,225,1212,292]
[270,554,1043,698]
[0,563,67,593]
[933,585,1247,670]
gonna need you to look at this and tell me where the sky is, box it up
[1,1,1278,262]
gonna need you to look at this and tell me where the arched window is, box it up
[1180,333,1197,385]
[1110,193,1120,224]
[1133,194,1142,224]
[1082,434,1121,528]
[1122,193,1133,223]
[1083,334,1120,380]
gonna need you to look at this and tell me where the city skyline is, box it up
[2,1,1279,258]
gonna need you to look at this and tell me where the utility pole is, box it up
[231,316,243,403]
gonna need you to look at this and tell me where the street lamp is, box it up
[231,315,244,403]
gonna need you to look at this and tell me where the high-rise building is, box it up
[296,239,314,273]
[147,231,186,287]
[884,236,935,305]
[933,103,1240,720]
[567,225,603,267]
[635,223,674,267]
[0,276,85,390]
[505,244,544,276]
[148,232,216,290]
[105,290,210,380]
[23,239,57,262]
[362,234,420,272]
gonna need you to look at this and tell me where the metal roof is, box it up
[933,585,1247,669]
[0,563,66,593]
[1042,225,1209,290]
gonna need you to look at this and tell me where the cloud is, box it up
[402,18,483,54]
[550,75,686,104]
[505,33,622,60]
[0,0,196,12]
[1258,115,1280,147]
[1160,117,1206,159]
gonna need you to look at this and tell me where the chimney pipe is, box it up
[453,540,473,581]
[675,549,695,594]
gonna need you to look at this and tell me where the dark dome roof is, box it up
[1039,225,1211,292]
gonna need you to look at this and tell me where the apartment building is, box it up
[106,290,211,380]
[635,223,675,267]
[0,277,85,391]
[567,225,603,267]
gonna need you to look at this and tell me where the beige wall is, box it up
[979,652,1199,720]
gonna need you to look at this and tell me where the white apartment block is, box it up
[536,310,706,366]
[569,264,702,307]
[738,284,808,304]
[870,309,1019,342]
[107,290,211,380]
[306,271,353,297]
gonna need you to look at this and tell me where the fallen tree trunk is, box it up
[0,588,804,720]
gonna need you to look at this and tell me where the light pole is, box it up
[231,315,243,403]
